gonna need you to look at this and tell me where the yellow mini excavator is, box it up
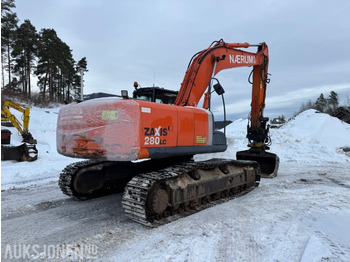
[1,100,38,161]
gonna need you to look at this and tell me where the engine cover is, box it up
[57,98,225,161]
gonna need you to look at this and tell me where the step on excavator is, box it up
[57,39,279,226]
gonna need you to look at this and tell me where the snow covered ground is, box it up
[1,106,350,261]
[1,107,79,190]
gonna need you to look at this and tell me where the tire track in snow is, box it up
[1,181,133,259]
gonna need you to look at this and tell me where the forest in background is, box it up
[1,0,87,105]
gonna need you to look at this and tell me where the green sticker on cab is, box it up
[101,110,119,120]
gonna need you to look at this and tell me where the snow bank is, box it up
[281,109,350,149]
[196,109,350,164]
[271,109,350,162]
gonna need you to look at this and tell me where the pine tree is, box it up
[57,41,76,103]
[36,29,62,101]
[77,57,88,72]
[327,91,339,114]
[75,57,88,100]
[12,19,38,98]
[36,28,80,102]
[1,11,18,90]
[315,93,327,112]
[1,0,16,15]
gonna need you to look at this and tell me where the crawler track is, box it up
[122,159,260,227]
[58,156,194,200]
[59,160,111,200]
[59,158,260,226]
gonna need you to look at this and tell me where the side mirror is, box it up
[213,83,225,95]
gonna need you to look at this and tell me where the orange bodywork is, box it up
[57,40,270,161]
[57,98,222,161]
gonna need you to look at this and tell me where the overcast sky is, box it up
[15,0,350,119]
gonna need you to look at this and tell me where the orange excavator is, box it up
[57,39,279,226]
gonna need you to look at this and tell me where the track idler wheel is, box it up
[147,186,169,216]
[72,163,105,197]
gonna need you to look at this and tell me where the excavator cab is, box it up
[133,82,178,105]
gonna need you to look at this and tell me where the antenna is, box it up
[153,72,156,87]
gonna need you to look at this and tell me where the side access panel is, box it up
[139,101,178,148]
[139,103,226,158]
[177,107,194,146]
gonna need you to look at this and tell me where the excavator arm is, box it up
[175,40,278,177]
